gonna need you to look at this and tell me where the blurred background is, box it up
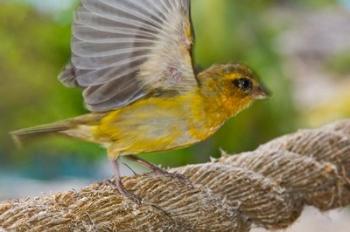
[0,0,350,230]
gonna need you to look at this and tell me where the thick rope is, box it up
[0,120,349,231]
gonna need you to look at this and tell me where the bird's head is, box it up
[198,64,270,116]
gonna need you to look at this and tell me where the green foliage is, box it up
[0,2,100,163]
[294,0,338,8]
[327,50,350,76]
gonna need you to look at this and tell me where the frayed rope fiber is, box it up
[1,120,350,231]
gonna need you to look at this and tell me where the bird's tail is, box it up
[10,121,73,148]
[10,114,103,148]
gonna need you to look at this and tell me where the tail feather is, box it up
[10,122,71,148]
[10,113,104,148]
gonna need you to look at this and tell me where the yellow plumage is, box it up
[55,67,262,160]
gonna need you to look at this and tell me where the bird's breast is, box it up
[93,92,227,154]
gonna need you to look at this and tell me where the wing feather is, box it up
[77,58,146,86]
[60,0,197,112]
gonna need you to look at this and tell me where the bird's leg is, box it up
[127,155,166,174]
[108,157,142,205]
[126,155,190,184]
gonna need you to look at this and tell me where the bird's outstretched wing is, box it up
[59,0,197,112]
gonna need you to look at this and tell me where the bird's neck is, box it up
[195,83,251,128]
[201,92,240,121]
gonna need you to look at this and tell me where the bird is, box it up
[11,0,269,203]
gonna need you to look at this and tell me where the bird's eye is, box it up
[233,78,253,92]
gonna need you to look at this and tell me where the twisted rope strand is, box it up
[0,120,350,231]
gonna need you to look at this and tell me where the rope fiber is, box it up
[1,120,350,231]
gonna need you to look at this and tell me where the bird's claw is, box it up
[107,179,142,205]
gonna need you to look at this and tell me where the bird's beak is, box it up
[252,85,270,100]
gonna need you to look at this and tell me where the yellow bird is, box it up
[12,0,269,203]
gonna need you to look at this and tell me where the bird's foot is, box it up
[107,179,142,205]
[127,155,193,187]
